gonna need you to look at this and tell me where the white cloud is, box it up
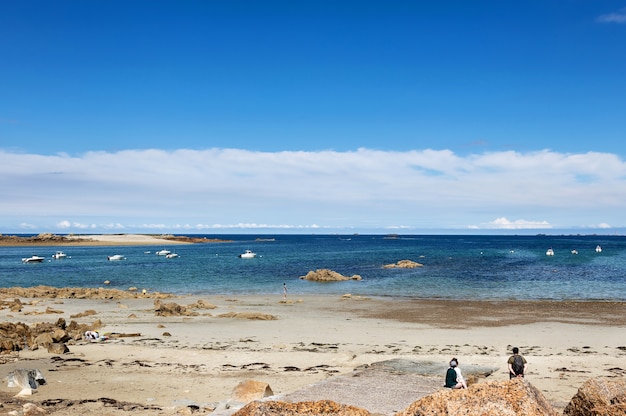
[57,220,72,229]
[479,217,553,230]
[1,148,625,232]
[597,8,626,23]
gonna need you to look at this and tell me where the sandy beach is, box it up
[1,234,625,415]
[0,292,625,415]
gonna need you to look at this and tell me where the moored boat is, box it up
[546,248,555,256]
[22,255,45,263]
[156,249,171,256]
[52,251,67,259]
[165,253,179,258]
[107,254,125,261]
[239,250,257,259]
[596,245,602,253]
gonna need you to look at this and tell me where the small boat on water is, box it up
[571,249,578,255]
[546,248,555,256]
[52,251,67,259]
[596,245,602,253]
[22,255,45,263]
[239,250,257,259]
[156,249,171,256]
[107,254,125,261]
[165,253,179,258]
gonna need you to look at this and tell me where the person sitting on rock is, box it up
[444,358,467,389]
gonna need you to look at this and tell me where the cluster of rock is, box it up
[383,260,423,269]
[0,285,171,300]
[300,269,362,281]
[227,377,626,416]
[0,317,99,353]
[154,299,278,320]
[0,233,91,245]
[153,299,217,316]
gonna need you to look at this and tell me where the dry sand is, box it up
[0,234,625,415]
[0,294,625,415]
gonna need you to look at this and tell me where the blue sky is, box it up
[1,1,626,234]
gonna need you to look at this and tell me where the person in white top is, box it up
[444,358,468,389]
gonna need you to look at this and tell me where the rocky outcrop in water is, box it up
[563,377,626,416]
[383,260,423,268]
[300,269,362,281]
[395,378,558,416]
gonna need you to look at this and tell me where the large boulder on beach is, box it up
[300,269,362,281]
[563,377,626,416]
[395,378,558,416]
[233,399,372,416]
[154,300,199,316]
[231,380,274,403]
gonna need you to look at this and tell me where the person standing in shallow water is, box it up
[444,358,467,389]
[508,347,528,379]
[283,282,287,300]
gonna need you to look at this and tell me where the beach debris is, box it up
[563,377,626,416]
[300,269,362,281]
[383,260,423,268]
[233,399,372,416]
[396,378,557,416]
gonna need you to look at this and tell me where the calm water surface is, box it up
[1,234,624,301]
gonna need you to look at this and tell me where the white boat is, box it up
[156,249,171,256]
[52,251,67,259]
[107,254,125,261]
[546,248,555,256]
[165,253,179,258]
[596,245,602,253]
[571,249,578,255]
[22,255,45,263]
[238,250,257,259]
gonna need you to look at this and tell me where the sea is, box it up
[1,234,625,301]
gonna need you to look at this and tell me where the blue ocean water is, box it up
[1,234,625,301]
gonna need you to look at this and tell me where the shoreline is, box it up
[0,290,624,414]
